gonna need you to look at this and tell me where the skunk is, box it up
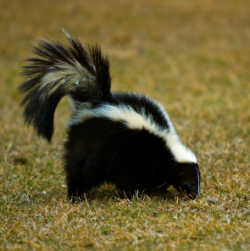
[19,33,200,201]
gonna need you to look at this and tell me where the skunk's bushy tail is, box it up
[19,34,111,141]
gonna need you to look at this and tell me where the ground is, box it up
[0,0,250,250]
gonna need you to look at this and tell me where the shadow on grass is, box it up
[71,183,181,203]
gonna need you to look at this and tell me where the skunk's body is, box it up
[19,33,200,200]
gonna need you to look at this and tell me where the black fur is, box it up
[19,34,200,201]
[19,38,111,141]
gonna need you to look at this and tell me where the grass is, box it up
[0,0,250,250]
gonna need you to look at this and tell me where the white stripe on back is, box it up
[69,103,197,164]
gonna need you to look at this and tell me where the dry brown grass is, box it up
[0,0,250,250]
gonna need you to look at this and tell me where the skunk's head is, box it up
[173,163,200,199]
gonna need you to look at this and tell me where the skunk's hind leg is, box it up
[64,163,86,202]
[64,159,104,202]
[64,160,94,202]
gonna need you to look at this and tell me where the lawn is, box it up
[0,0,250,250]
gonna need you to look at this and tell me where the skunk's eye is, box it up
[188,184,193,188]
